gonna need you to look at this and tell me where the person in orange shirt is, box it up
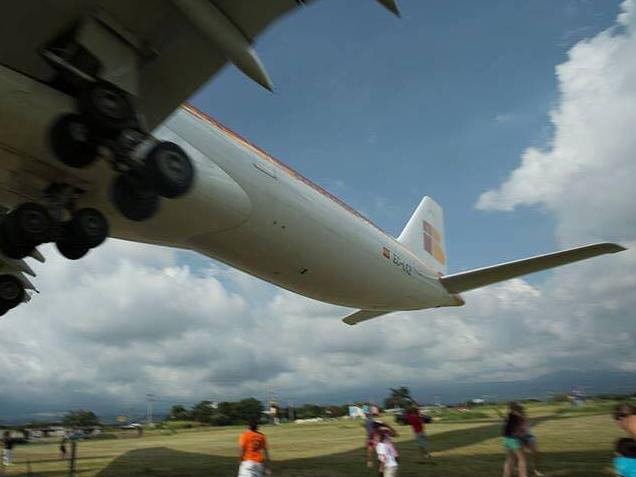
[238,421,270,477]
[616,403,636,439]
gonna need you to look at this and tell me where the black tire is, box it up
[78,81,134,134]
[146,142,194,198]
[0,219,34,259]
[0,274,25,309]
[71,208,109,248]
[111,173,160,222]
[6,203,52,245]
[55,236,89,260]
[49,114,98,168]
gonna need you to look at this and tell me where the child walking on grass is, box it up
[376,431,399,477]
[615,438,636,477]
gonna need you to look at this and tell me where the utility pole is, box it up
[146,393,156,425]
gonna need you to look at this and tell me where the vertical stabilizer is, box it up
[397,196,447,275]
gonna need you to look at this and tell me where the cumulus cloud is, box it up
[477,0,636,245]
[472,0,636,381]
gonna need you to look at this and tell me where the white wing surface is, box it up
[0,1,399,129]
[439,242,626,294]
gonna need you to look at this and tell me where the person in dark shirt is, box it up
[502,402,527,477]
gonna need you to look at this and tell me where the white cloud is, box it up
[477,0,636,245]
[472,0,636,381]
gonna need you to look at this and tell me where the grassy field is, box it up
[1,404,626,477]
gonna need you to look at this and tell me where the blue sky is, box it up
[193,0,620,273]
[2,0,635,420]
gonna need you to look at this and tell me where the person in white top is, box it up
[376,432,399,477]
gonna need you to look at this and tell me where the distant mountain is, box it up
[406,369,636,404]
[1,369,634,424]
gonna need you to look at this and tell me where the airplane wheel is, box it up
[0,274,25,310]
[145,142,194,198]
[55,231,90,260]
[78,80,134,134]
[49,114,98,168]
[0,223,34,260]
[5,203,53,245]
[111,173,160,222]
[71,208,109,248]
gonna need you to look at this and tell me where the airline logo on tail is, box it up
[423,220,446,265]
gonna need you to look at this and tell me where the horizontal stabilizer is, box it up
[440,242,626,294]
[343,309,390,325]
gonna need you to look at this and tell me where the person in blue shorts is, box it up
[502,402,527,477]
[615,438,636,477]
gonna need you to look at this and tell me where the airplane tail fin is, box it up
[397,196,447,275]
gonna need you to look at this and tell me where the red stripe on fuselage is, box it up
[182,103,388,236]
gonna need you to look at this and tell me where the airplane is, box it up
[0,1,625,321]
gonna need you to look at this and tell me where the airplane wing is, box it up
[439,242,626,294]
[342,309,391,326]
[0,0,399,130]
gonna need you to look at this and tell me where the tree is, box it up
[384,387,416,409]
[295,404,323,419]
[234,398,263,424]
[191,401,216,423]
[169,405,192,421]
[62,410,100,427]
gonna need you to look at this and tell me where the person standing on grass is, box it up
[364,413,377,468]
[376,431,399,477]
[502,402,527,477]
[404,407,432,463]
[238,421,270,477]
[59,433,69,460]
[2,430,13,466]
[615,404,636,440]
[519,408,543,476]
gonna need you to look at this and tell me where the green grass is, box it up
[2,406,626,477]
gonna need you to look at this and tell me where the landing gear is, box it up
[0,275,25,316]
[48,80,194,223]
[111,173,160,222]
[55,234,89,260]
[146,142,194,199]
[0,203,53,259]
[49,114,98,168]
[55,207,108,260]
[71,208,109,248]
[78,80,135,134]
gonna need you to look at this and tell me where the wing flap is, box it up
[440,242,626,294]
[343,309,391,325]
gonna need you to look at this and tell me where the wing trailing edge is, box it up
[439,242,626,294]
